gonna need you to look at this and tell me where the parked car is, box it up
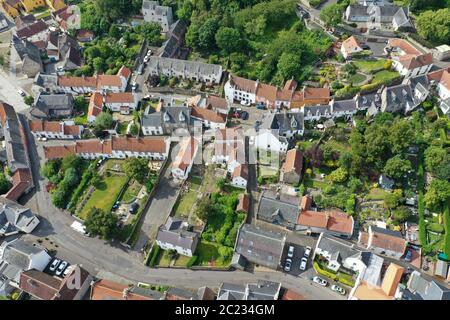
[331,285,346,295]
[41,137,48,142]
[256,103,266,110]
[63,265,74,278]
[49,259,61,272]
[143,55,150,63]
[304,246,312,258]
[312,276,328,286]
[55,261,68,276]
[132,82,138,91]
[404,249,412,262]
[284,258,292,272]
[17,89,26,96]
[287,246,295,258]
[361,44,370,50]
[300,257,308,271]
[240,111,249,120]
[129,202,139,214]
[240,100,251,106]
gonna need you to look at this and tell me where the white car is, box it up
[143,55,150,63]
[284,258,292,272]
[63,265,74,277]
[132,82,138,91]
[240,100,250,106]
[18,89,26,96]
[287,246,295,258]
[312,276,328,287]
[304,246,312,258]
[55,260,68,276]
[331,285,346,295]
[41,137,48,142]
[300,257,308,271]
[49,259,60,272]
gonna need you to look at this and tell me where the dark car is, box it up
[404,249,413,262]
[256,103,266,110]
[361,44,370,50]
[240,111,249,120]
[129,202,139,214]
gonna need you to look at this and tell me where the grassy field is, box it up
[78,174,128,220]
[173,255,191,267]
[173,178,201,217]
[372,70,399,84]
[259,165,278,177]
[353,59,388,72]
[195,241,230,267]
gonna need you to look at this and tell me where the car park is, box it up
[312,276,328,287]
[299,257,308,271]
[49,259,60,272]
[331,285,346,295]
[284,258,292,272]
[304,246,312,258]
[287,246,295,258]
[55,260,68,276]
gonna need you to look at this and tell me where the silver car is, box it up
[299,257,308,271]
[284,258,292,272]
[55,261,68,276]
[312,276,328,287]
[331,285,346,295]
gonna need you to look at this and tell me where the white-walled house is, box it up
[142,0,173,32]
[190,106,227,130]
[341,36,363,59]
[254,130,288,153]
[388,39,433,78]
[156,217,199,257]
[224,74,258,104]
[104,92,138,114]
[171,137,199,180]
[29,120,83,139]
[231,164,248,189]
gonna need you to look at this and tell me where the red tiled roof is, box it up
[191,106,226,123]
[281,149,303,175]
[104,92,135,104]
[16,20,47,39]
[172,137,198,171]
[230,74,258,93]
[5,168,32,201]
[76,139,112,154]
[303,87,330,100]
[398,53,433,70]
[88,92,103,118]
[232,163,248,180]
[300,195,312,211]
[206,95,228,111]
[112,136,167,154]
[44,145,76,159]
[369,229,406,254]
[341,36,362,55]
[388,38,420,56]
[281,289,306,300]
[117,66,131,80]
[90,280,152,300]
[236,193,250,213]
[297,209,354,235]
[63,125,82,136]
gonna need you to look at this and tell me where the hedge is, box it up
[148,245,161,267]
[444,201,450,257]
[313,261,337,280]
[417,158,427,246]
[186,255,198,268]
[68,163,96,213]
[426,223,445,234]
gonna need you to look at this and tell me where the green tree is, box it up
[424,145,449,179]
[384,189,403,211]
[424,179,450,209]
[108,24,121,39]
[41,159,61,179]
[392,206,411,225]
[319,3,343,28]
[139,22,163,46]
[84,207,118,240]
[24,96,34,106]
[93,57,106,73]
[215,27,243,54]
[129,123,139,136]
[276,52,302,82]
[0,172,11,194]
[416,8,450,45]
[64,167,80,187]
[389,119,414,155]
[327,167,348,184]
[384,155,412,181]
[94,112,113,131]
[61,154,82,172]
[123,158,148,183]
[194,197,211,221]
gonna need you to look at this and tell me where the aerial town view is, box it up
[0,0,448,308]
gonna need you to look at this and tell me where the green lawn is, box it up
[349,72,366,85]
[173,255,191,267]
[156,250,172,267]
[174,189,198,217]
[121,179,141,203]
[74,113,88,126]
[353,59,388,72]
[366,188,390,201]
[372,70,399,84]
[258,165,278,177]
[304,177,329,190]
[194,241,230,267]
[78,174,128,220]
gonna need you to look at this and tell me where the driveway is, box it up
[134,158,182,251]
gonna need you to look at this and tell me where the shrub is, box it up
[360,82,382,93]
[186,255,198,268]
[427,223,445,233]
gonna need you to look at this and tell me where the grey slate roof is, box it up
[0,197,39,236]
[316,233,361,261]
[33,92,74,118]
[166,287,197,300]
[261,112,304,134]
[407,271,450,300]
[246,280,281,300]
[331,99,357,113]
[156,217,199,252]
[303,104,331,118]
[217,283,246,300]
[257,190,300,228]
[12,35,42,64]
[148,56,223,79]
[235,224,286,270]
[0,103,29,173]
[380,82,426,114]
[371,225,403,239]
[141,110,163,127]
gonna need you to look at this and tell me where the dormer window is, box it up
[179,112,185,122]
[291,116,297,128]
[164,112,170,122]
